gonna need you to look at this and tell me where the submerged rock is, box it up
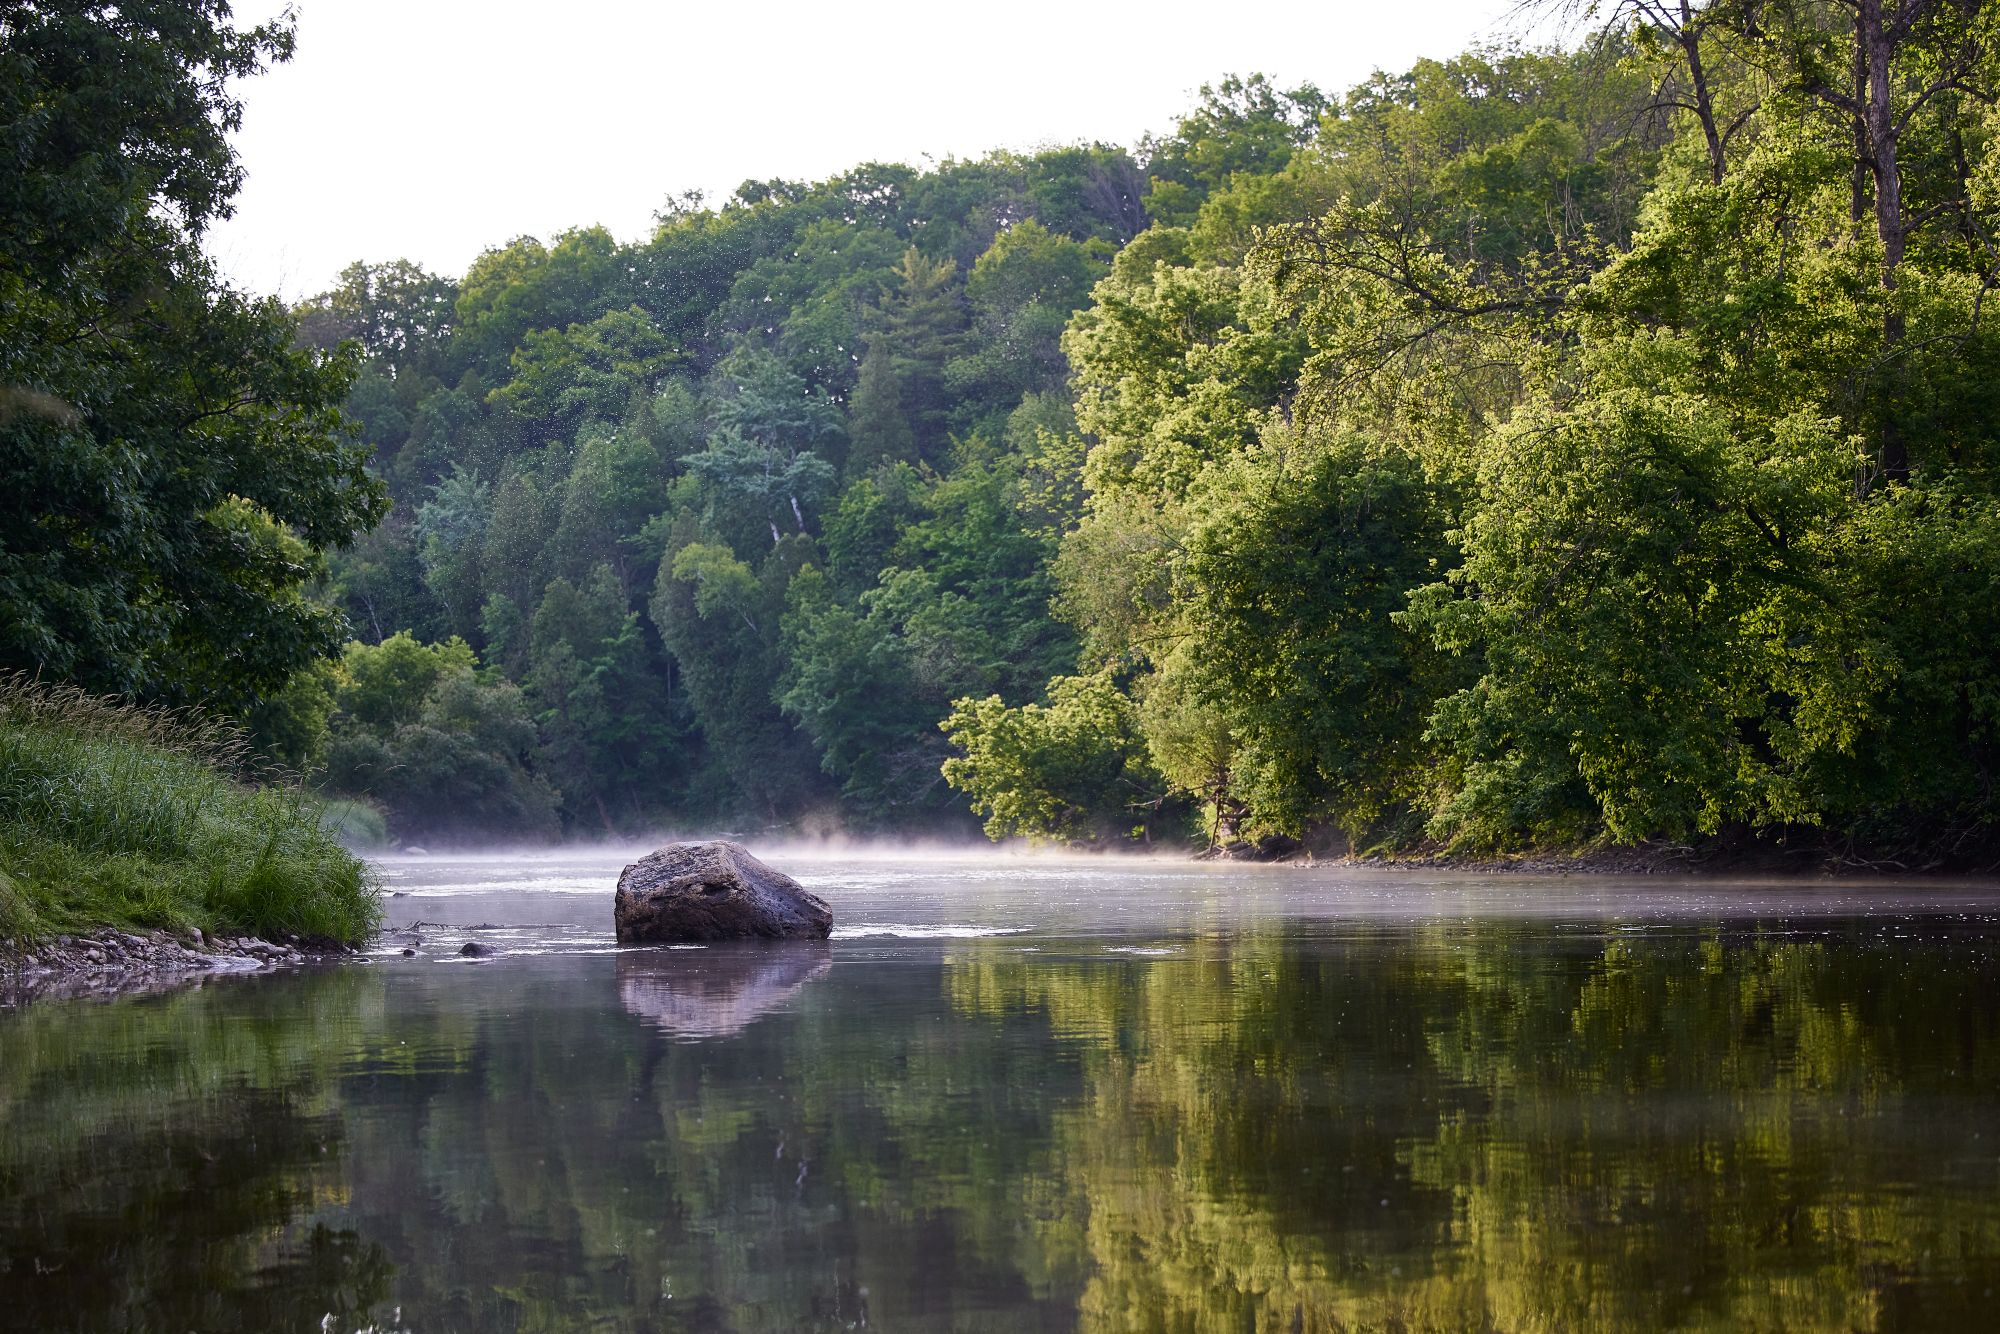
[614,841,833,943]
[459,941,495,958]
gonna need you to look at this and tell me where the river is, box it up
[6,847,2000,1331]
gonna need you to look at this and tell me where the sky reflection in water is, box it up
[6,850,2000,1331]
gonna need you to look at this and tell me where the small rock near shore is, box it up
[615,841,833,944]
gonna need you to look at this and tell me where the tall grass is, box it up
[0,674,380,946]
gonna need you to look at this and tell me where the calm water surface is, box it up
[7,848,2000,1331]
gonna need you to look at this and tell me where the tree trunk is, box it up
[1858,0,1911,481]
[1678,0,1727,184]
[1859,0,1908,281]
[1851,17,1872,223]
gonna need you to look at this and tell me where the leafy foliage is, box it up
[239,14,2000,860]
[940,673,1162,843]
[322,635,559,843]
[0,2,385,715]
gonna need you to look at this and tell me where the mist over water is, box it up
[373,840,2000,957]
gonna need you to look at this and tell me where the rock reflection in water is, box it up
[616,942,831,1039]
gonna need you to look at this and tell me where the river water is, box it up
[7,847,2000,1331]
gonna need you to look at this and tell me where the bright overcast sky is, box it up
[207,0,1524,301]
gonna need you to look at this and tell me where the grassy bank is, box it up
[0,676,379,947]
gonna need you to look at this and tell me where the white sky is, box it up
[207,0,1521,300]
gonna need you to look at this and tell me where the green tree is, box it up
[861,248,967,459]
[325,517,446,645]
[776,566,939,821]
[674,347,842,552]
[295,258,456,381]
[1387,9,2000,852]
[946,219,1106,422]
[1140,74,1329,225]
[526,564,683,832]
[452,227,625,379]
[480,471,560,618]
[649,534,826,818]
[940,672,1163,843]
[414,466,491,641]
[324,633,559,841]
[0,1,386,714]
[720,216,902,392]
[845,340,917,472]
[333,631,476,733]
[710,343,845,456]
[779,448,1077,824]
[245,658,341,774]
[546,423,668,586]
[389,379,498,499]
[1177,434,1455,841]
[489,306,683,444]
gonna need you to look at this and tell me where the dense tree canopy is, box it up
[297,143,1143,838]
[942,5,2000,863]
[27,0,1989,860]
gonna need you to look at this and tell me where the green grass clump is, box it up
[0,675,380,946]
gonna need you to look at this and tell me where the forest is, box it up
[8,0,1999,862]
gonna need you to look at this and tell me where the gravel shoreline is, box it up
[2,927,357,1005]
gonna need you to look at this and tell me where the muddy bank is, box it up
[3,928,356,1006]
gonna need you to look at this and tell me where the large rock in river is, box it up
[614,841,833,943]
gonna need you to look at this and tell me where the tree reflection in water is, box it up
[4,923,2000,1330]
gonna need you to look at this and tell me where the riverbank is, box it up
[1204,826,1999,876]
[1350,841,1814,875]
[0,675,381,953]
[2,926,357,1005]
